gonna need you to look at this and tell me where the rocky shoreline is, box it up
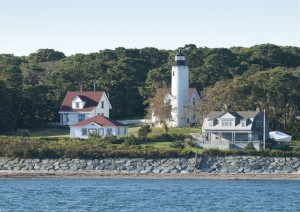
[0,156,300,179]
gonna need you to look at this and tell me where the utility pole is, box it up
[263,108,266,150]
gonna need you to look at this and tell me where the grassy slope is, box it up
[130,125,202,153]
[30,125,203,153]
[30,128,69,138]
[128,126,200,137]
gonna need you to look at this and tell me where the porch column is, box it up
[220,132,222,144]
[60,114,63,125]
[233,132,236,143]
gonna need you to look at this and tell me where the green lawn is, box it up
[30,127,69,138]
[128,125,200,136]
[29,125,203,153]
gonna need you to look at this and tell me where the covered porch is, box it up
[195,130,260,150]
[202,130,259,144]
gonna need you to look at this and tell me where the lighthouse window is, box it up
[173,71,175,76]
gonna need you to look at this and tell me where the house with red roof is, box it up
[70,115,128,139]
[59,91,112,126]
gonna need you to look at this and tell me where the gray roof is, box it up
[206,111,260,120]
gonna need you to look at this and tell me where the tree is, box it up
[148,87,174,133]
[27,49,65,62]
[138,125,152,141]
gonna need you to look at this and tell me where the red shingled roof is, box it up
[156,88,197,100]
[71,115,126,127]
[189,88,197,99]
[60,91,104,112]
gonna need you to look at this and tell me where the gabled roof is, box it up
[206,111,260,120]
[189,88,198,99]
[71,115,126,127]
[60,91,104,112]
[156,88,198,100]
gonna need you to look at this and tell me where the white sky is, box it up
[0,0,299,56]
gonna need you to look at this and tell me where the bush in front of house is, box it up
[244,142,256,151]
[138,125,152,141]
[124,135,138,146]
[170,141,185,149]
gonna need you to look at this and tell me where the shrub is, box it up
[170,141,185,149]
[185,138,193,147]
[138,125,152,140]
[171,133,190,142]
[124,135,138,146]
[244,142,256,151]
[151,133,174,142]
[293,146,300,152]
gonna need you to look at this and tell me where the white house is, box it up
[151,51,200,127]
[151,88,200,125]
[70,115,128,139]
[200,109,270,149]
[59,91,112,125]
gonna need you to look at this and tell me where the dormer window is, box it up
[241,120,246,127]
[72,96,85,109]
[209,120,214,127]
[222,120,232,126]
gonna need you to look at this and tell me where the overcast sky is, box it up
[0,0,299,56]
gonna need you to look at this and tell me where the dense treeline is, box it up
[1,44,300,137]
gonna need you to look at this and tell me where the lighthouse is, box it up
[171,51,189,127]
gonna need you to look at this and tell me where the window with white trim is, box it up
[88,128,97,135]
[75,102,79,108]
[78,114,85,122]
[209,120,213,127]
[98,128,104,136]
[101,101,104,109]
[241,120,246,127]
[82,128,87,136]
[222,120,232,126]
[107,128,112,135]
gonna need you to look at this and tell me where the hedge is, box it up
[202,148,300,157]
[0,136,193,159]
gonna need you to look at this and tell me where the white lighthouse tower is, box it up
[171,51,189,127]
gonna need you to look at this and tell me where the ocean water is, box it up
[0,178,299,211]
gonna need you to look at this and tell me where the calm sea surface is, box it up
[0,178,299,211]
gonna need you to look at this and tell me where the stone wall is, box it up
[0,156,299,174]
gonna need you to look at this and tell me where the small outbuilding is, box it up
[70,115,128,139]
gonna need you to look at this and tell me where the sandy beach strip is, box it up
[0,171,300,180]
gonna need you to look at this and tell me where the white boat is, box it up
[269,131,292,142]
